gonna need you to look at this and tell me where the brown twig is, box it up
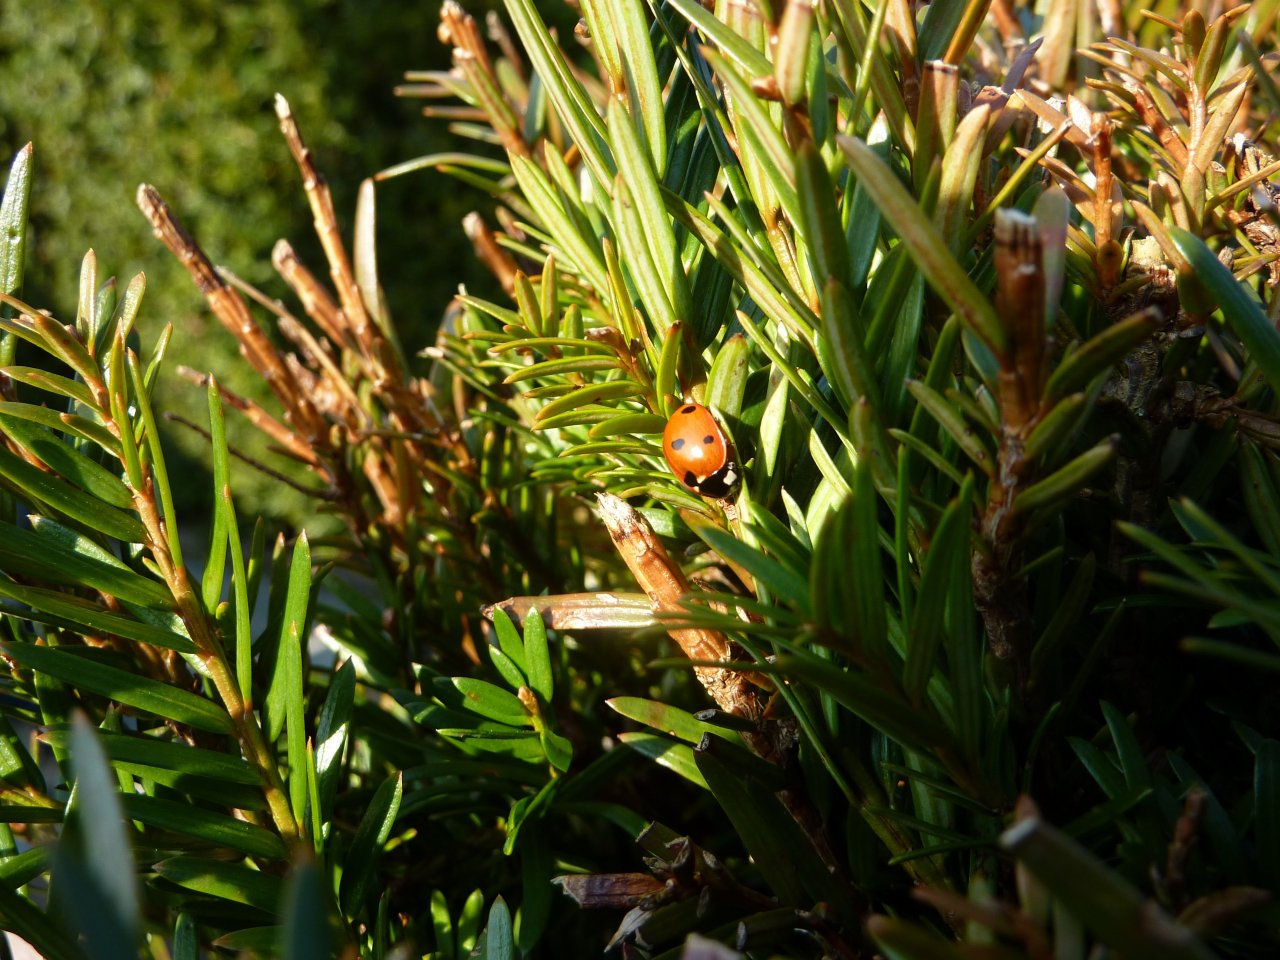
[439,2,528,160]
[274,95,400,386]
[463,212,520,294]
[136,185,324,443]
[174,366,320,467]
[596,492,857,882]
[974,210,1047,676]
[271,240,354,352]
[595,492,765,721]
[1092,114,1123,292]
[995,210,1047,435]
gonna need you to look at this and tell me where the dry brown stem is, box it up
[463,212,520,294]
[595,493,765,721]
[975,210,1048,674]
[136,185,324,444]
[174,366,320,467]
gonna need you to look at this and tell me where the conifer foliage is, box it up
[0,0,1278,956]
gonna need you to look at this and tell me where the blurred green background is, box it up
[0,0,509,522]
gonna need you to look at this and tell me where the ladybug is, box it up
[662,401,740,498]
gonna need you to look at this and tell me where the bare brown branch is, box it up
[135,184,325,443]
[595,492,766,720]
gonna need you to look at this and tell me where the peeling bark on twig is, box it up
[974,210,1046,676]
[597,492,846,874]
[595,492,766,723]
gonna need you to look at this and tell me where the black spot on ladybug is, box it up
[703,435,714,445]
[683,470,697,486]
[692,462,739,498]
[681,405,696,414]
[671,437,685,450]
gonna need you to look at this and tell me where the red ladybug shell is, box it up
[662,402,740,498]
